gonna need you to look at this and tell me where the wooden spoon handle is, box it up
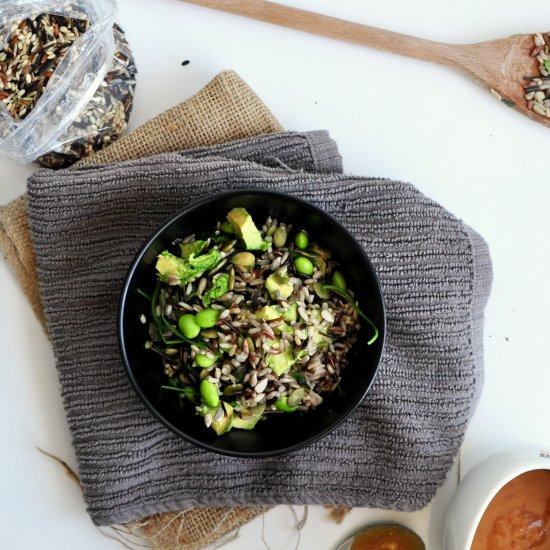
[182,0,463,68]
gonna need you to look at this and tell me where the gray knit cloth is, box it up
[26,130,492,526]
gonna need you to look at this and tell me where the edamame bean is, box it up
[178,314,200,338]
[274,396,298,412]
[294,256,314,276]
[294,230,309,249]
[196,352,217,368]
[273,226,287,248]
[200,379,220,407]
[195,307,220,328]
[332,270,347,291]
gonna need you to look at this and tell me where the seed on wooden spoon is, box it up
[523,32,550,119]
[183,0,550,129]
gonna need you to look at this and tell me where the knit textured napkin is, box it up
[26,131,492,526]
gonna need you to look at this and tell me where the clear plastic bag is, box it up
[36,22,137,168]
[0,0,118,164]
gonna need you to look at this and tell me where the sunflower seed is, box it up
[254,378,268,394]
[214,407,225,423]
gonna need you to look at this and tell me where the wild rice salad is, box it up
[140,208,378,435]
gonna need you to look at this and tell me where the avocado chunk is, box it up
[266,345,294,376]
[274,396,298,412]
[156,248,221,286]
[265,272,293,301]
[287,388,305,407]
[255,305,281,321]
[212,415,232,435]
[232,403,265,430]
[155,251,186,282]
[276,322,294,334]
[200,403,234,435]
[312,328,331,350]
[282,302,298,323]
[255,303,297,327]
[227,208,266,250]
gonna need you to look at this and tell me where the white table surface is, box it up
[1,0,549,548]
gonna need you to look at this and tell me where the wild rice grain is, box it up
[248,371,258,387]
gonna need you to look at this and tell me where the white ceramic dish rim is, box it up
[444,443,550,550]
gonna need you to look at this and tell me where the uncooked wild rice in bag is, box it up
[0,0,137,166]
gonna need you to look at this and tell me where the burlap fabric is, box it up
[0,70,283,549]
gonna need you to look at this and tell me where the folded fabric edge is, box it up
[463,224,493,409]
[47,131,342,177]
[406,223,493,507]
[90,490,432,527]
[303,130,343,173]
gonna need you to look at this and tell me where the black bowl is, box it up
[118,190,385,457]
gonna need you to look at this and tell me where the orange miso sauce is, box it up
[350,524,425,550]
[471,469,550,550]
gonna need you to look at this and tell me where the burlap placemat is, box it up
[0,70,285,549]
[0,70,283,330]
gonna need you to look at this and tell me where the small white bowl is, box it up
[444,443,550,550]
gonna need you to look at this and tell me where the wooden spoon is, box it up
[182,0,549,128]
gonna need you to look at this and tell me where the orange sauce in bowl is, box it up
[471,469,550,550]
[350,524,424,550]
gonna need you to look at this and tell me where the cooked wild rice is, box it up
[143,214,364,431]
